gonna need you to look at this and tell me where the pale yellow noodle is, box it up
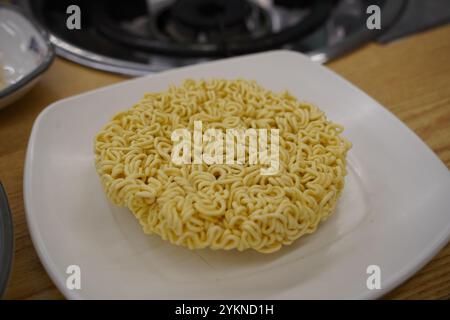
[94,79,351,253]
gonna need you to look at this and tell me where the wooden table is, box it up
[1,24,449,300]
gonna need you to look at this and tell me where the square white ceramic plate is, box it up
[24,51,450,299]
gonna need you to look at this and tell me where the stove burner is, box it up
[171,0,251,30]
[18,0,407,76]
[156,0,270,44]
[94,0,333,57]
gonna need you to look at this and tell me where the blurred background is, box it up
[8,0,450,75]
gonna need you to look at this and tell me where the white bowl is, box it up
[0,4,54,109]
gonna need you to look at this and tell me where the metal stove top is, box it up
[17,0,405,76]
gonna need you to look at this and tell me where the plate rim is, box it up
[0,182,14,297]
[24,50,450,299]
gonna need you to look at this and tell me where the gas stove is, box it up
[17,0,405,76]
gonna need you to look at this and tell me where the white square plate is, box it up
[25,51,450,299]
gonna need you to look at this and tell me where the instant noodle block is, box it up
[94,79,351,253]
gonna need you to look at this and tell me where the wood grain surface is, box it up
[1,24,449,300]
